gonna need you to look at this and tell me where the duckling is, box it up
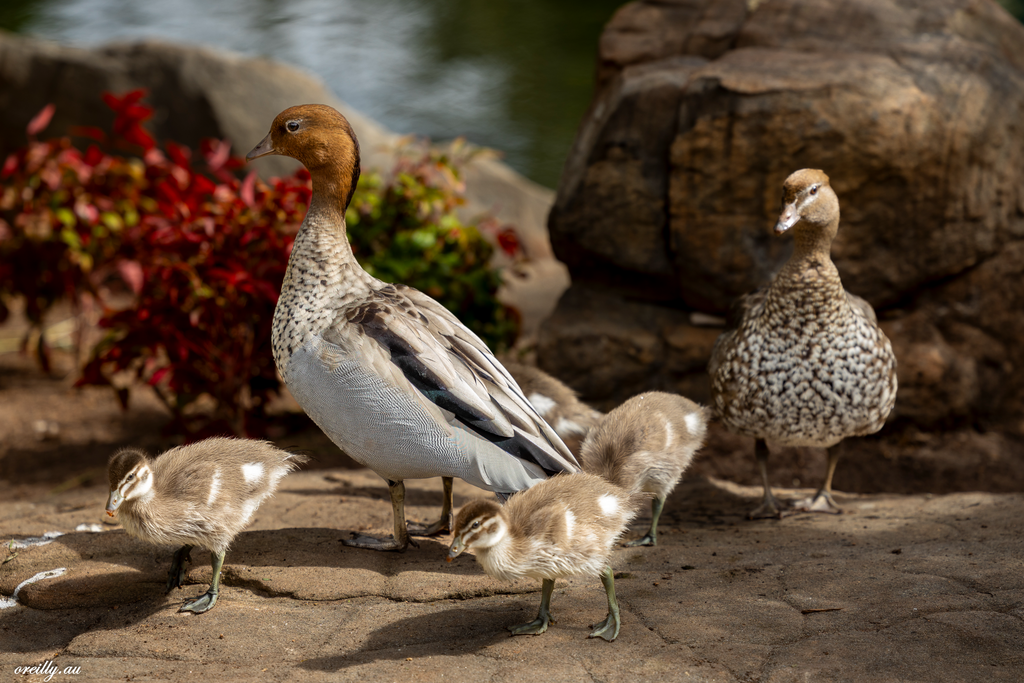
[708,169,897,518]
[247,105,578,551]
[580,392,708,546]
[447,472,638,641]
[105,437,308,613]
[504,361,603,458]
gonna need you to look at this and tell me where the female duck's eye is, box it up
[286,120,300,133]
[809,185,819,196]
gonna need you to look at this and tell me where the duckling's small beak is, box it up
[446,538,465,563]
[246,132,276,162]
[775,202,799,234]
[105,490,122,517]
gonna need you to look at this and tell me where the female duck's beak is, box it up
[446,537,465,563]
[246,133,276,162]
[774,201,799,235]
[105,490,123,517]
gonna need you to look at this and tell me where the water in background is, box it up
[1,0,626,189]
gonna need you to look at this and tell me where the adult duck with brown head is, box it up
[247,105,579,551]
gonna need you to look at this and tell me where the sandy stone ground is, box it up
[2,465,1023,682]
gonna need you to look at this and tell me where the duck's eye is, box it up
[809,185,819,196]
[126,473,134,481]
[286,120,300,133]
[471,521,480,529]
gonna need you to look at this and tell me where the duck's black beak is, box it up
[246,132,276,162]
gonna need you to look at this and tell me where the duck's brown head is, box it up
[774,169,839,238]
[247,104,361,210]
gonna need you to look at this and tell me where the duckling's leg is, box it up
[509,578,555,636]
[589,565,621,641]
[792,445,843,514]
[408,476,454,537]
[179,550,224,614]
[749,439,785,519]
[342,479,414,551]
[165,544,193,592]
[624,496,664,547]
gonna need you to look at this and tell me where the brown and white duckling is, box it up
[447,472,638,641]
[246,105,578,551]
[106,437,308,613]
[581,392,709,546]
[709,169,897,518]
[504,361,603,458]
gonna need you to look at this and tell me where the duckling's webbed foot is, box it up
[623,497,663,546]
[179,550,224,614]
[510,578,555,636]
[166,544,193,593]
[589,566,621,641]
[408,477,454,537]
[342,479,416,551]
[179,589,218,614]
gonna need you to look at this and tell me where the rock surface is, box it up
[1,470,1022,682]
[540,0,1024,442]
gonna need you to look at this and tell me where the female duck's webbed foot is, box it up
[509,578,555,636]
[179,551,224,614]
[588,566,621,641]
[342,479,416,552]
[408,477,454,537]
[165,544,193,592]
[748,439,785,520]
[791,446,843,515]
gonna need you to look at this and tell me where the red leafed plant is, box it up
[2,91,518,436]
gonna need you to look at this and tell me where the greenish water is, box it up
[1,0,626,189]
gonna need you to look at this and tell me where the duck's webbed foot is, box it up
[408,476,454,537]
[623,532,656,547]
[588,566,621,641]
[748,491,786,520]
[342,532,416,552]
[510,578,555,636]
[179,589,218,614]
[342,479,417,551]
[791,489,842,515]
[178,550,225,614]
[165,545,193,593]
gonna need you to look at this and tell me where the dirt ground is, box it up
[2,307,1024,682]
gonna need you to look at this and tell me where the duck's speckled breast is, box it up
[713,279,897,447]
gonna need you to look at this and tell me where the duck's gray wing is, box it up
[323,284,579,479]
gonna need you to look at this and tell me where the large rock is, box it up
[541,0,1024,437]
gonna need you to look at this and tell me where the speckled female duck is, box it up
[709,169,897,518]
[246,105,579,551]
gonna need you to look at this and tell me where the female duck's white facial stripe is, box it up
[242,462,265,484]
[527,392,557,417]
[598,494,619,516]
[684,412,702,435]
[207,470,222,506]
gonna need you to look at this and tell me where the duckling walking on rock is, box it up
[709,169,897,518]
[247,105,578,551]
[581,392,708,546]
[447,472,638,641]
[105,437,308,613]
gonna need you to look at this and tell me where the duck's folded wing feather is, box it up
[325,287,579,476]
